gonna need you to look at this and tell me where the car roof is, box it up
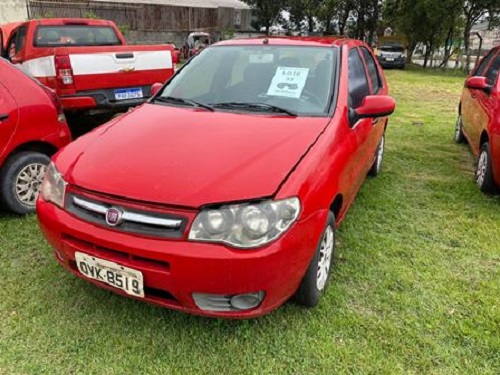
[214,36,368,49]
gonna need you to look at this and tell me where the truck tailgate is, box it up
[59,45,173,92]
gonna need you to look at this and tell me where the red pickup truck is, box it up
[0,18,176,114]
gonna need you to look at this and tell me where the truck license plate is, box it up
[114,88,143,100]
[75,252,144,298]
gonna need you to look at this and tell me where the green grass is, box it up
[1,69,499,374]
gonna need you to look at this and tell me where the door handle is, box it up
[0,114,9,122]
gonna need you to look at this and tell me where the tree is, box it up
[288,0,324,34]
[462,0,500,73]
[243,0,288,35]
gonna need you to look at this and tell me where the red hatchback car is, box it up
[456,46,500,193]
[37,37,395,318]
[0,58,70,214]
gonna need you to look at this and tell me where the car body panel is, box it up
[0,58,71,184]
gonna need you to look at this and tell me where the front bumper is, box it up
[37,199,326,318]
[377,57,406,68]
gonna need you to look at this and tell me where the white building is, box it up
[0,0,28,24]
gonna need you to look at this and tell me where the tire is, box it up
[368,134,385,176]
[293,212,336,307]
[454,114,465,143]
[475,143,497,194]
[0,152,50,214]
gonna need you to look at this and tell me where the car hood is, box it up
[57,104,330,208]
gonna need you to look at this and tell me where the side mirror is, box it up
[355,95,396,119]
[465,76,491,92]
[151,82,163,96]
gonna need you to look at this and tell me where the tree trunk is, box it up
[308,15,314,33]
[463,19,473,74]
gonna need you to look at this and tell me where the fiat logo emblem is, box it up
[105,207,123,227]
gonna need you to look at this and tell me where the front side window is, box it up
[157,45,338,117]
[34,26,121,47]
[7,26,27,59]
[473,49,498,77]
[485,55,500,86]
[348,48,370,109]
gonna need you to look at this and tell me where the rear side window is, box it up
[474,49,498,77]
[360,47,382,93]
[348,48,370,108]
[34,26,121,47]
[485,55,500,85]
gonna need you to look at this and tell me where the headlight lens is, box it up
[40,162,66,208]
[189,197,301,248]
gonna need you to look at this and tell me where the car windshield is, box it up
[157,45,338,116]
[34,26,122,47]
[380,46,405,53]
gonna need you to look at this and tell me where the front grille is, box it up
[65,192,187,238]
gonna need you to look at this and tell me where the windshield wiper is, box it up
[153,96,214,111]
[211,102,298,116]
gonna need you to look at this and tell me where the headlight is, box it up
[40,162,66,208]
[189,197,301,249]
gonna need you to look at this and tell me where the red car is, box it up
[0,58,71,214]
[456,46,500,193]
[37,37,395,318]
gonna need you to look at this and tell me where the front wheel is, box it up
[475,142,497,194]
[0,152,50,214]
[293,212,336,307]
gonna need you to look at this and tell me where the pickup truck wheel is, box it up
[293,212,335,307]
[0,152,50,214]
[454,115,465,143]
[368,134,385,176]
[475,143,497,194]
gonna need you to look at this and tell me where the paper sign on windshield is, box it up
[267,67,310,98]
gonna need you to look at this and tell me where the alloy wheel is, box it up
[316,225,334,291]
[15,163,47,206]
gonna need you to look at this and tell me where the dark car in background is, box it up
[376,44,406,69]
[0,58,71,214]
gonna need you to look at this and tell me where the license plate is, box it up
[114,88,143,101]
[386,58,395,62]
[75,252,144,298]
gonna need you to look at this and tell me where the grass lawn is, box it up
[1,67,499,374]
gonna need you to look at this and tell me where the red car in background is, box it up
[456,46,500,193]
[0,58,70,214]
[37,37,395,318]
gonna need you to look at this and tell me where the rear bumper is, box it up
[60,85,152,111]
[37,199,327,318]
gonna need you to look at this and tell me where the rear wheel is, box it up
[368,134,385,176]
[475,143,497,194]
[455,114,465,143]
[293,212,335,307]
[0,152,50,214]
